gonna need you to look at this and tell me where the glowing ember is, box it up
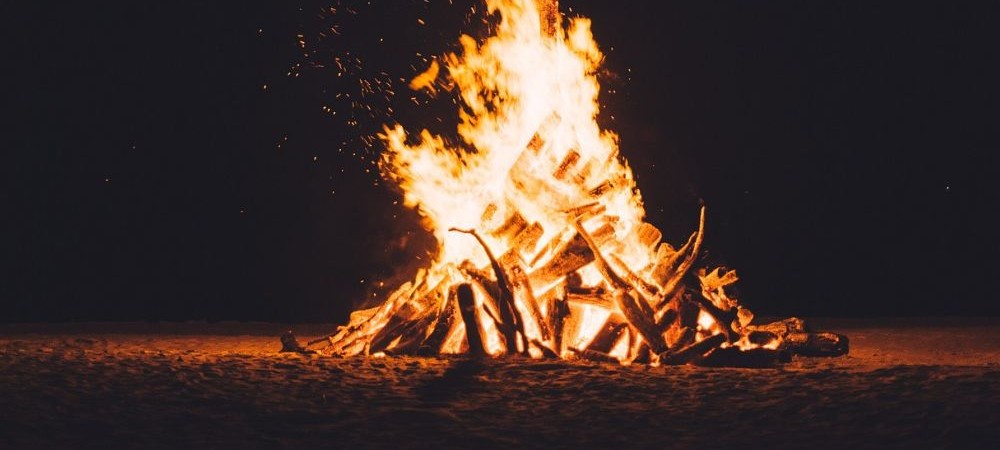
[323,0,844,366]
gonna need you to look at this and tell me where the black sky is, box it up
[3,1,997,323]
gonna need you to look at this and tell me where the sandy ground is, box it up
[1,319,998,449]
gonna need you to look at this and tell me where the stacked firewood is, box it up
[311,202,847,366]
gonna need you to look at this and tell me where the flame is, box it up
[331,0,761,364]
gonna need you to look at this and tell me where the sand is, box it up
[1,319,998,449]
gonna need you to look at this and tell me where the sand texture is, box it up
[1,319,998,449]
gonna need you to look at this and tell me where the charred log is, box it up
[659,333,726,366]
[456,283,487,358]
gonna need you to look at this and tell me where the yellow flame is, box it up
[380,0,648,274]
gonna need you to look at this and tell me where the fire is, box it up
[325,0,795,365]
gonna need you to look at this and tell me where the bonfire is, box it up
[311,0,846,367]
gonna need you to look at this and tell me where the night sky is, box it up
[4,1,997,323]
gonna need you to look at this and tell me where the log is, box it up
[631,344,651,365]
[585,319,628,353]
[385,309,440,355]
[748,330,780,347]
[527,231,595,288]
[659,333,726,365]
[546,287,570,354]
[418,295,458,355]
[653,206,706,309]
[655,308,678,333]
[668,327,696,351]
[566,292,614,309]
[690,288,739,342]
[613,290,669,354]
[571,218,668,354]
[450,228,527,354]
[553,149,580,180]
[531,339,560,359]
[569,347,620,364]
[368,303,422,353]
[509,265,551,340]
[748,317,810,336]
[608,253,661,307]
[783,332,849,357]
[456,283,486,358]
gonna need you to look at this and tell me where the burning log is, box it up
[569,347,620,364]
[572,219,669,354]
[690,289,739,343]
[658,333,726,366]
[530,339,560,359]
[566,292,614,309]
[655,308,678,333]
[748,317,809,335]
[527,231,594,288]
[546,286,570,354]
[509,265,551,340]
[417,295,458,355]
[450,228,527,354]
[652,207,706,309]
[456,283,487,357]
[668,327,697,351]
[585,318,628,353]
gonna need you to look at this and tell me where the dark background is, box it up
[3,1,997,323]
